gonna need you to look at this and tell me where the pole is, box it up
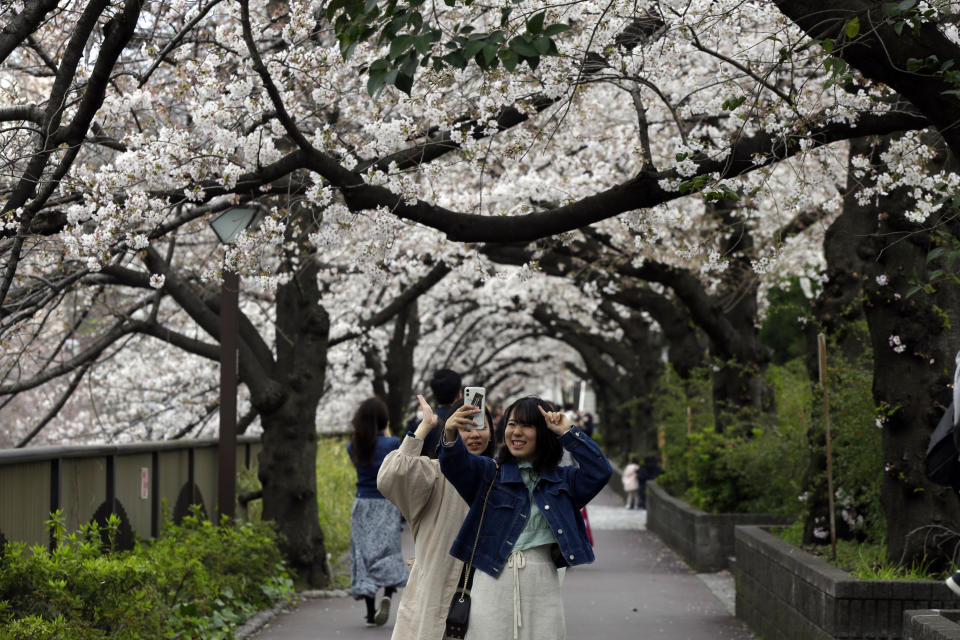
[218,269,239,522]
[817,333,837,561]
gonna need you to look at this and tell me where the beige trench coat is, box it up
[377,435,468,640]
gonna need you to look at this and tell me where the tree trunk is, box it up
[384,299,419,433]
[862,205,960,566]
[810,133,960,565]
[258,258,331,587]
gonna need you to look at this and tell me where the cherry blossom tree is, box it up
[3,0,960,577]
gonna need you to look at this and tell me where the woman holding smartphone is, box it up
[377,394,496,639]
[439,396,612,640]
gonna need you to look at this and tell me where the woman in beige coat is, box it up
[377,394,495,640]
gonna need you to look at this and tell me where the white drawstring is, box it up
[507,550,526,640]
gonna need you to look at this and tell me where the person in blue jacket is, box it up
[439,396,612,640]
[347,397,409,626]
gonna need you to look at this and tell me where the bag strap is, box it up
[458,460,499,603]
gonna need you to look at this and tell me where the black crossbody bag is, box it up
[445,462,499,640]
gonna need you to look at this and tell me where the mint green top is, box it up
[513,461,558,551]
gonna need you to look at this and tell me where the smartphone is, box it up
[462,387,486,430]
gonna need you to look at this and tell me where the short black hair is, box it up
[497,396,564,473]
[430,369,461,405]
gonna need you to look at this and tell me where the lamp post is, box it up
[209,206,263,522]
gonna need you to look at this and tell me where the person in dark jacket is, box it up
[418,368,462,459]
[636,455,664,510]
[439,396,612,639]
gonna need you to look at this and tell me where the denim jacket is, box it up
[439,426,612,578]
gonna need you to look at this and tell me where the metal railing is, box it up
[0,436,262,549]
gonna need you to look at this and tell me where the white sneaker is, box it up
[374,596,391,626]
[947,572,960,597]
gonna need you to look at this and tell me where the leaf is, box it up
[499,48,518,72]
[821,38,834,54]
[389,34,414,60]
[413,33,434,54]
[534,36,551,54]
[526,11,546,35]
[395,72,414,95]
[463,39,485,59]
[500,7,512,27]
[407,11,423,32]
[543,23,570,37]
[721,96,747,111]
[894,20,905,36]
[482,43,498,66]
[509,36,539,58]
[443,51,467,69]
[845,16,860,39]
[898,0,917,11]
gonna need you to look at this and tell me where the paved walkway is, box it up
[250,487,754,639]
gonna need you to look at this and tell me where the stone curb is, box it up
[234,589,351,639]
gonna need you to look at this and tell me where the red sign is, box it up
[140,467,149,500]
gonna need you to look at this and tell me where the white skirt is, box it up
[465,545,565,640]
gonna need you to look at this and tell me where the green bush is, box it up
[0,510,293,640]
[656,359,812,516]
[653,340,883,545]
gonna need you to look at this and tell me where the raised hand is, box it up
[538,405,572,436]
[413,394,438,440]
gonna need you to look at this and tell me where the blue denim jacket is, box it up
[439,426,612,578]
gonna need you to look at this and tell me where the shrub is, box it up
[656,359,812,516]
[0,509,293,640]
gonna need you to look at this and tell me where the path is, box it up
[249,487,754,639]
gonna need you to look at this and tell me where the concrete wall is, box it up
[646,481,789,572]
[736,525,956,639]
[903,610,960,639]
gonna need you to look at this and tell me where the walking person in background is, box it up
[637,455,665,510]
[347,397,409,627]
[439,396,612,640]
[377,394,497,639]
[419,369,463,459]
[622,456,641,509]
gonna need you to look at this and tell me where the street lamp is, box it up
[209,206,263,522]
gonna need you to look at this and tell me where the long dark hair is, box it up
[350,397,388,466]
[496,396,563,473]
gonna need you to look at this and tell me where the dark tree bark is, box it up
[364,298,420,434]
[771,1,960,159]
[258,256,331,587]
[802,132,960,564]
[861,163,960,565]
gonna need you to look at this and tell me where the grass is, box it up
[316,436,356,588]
[774,521,949,581]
